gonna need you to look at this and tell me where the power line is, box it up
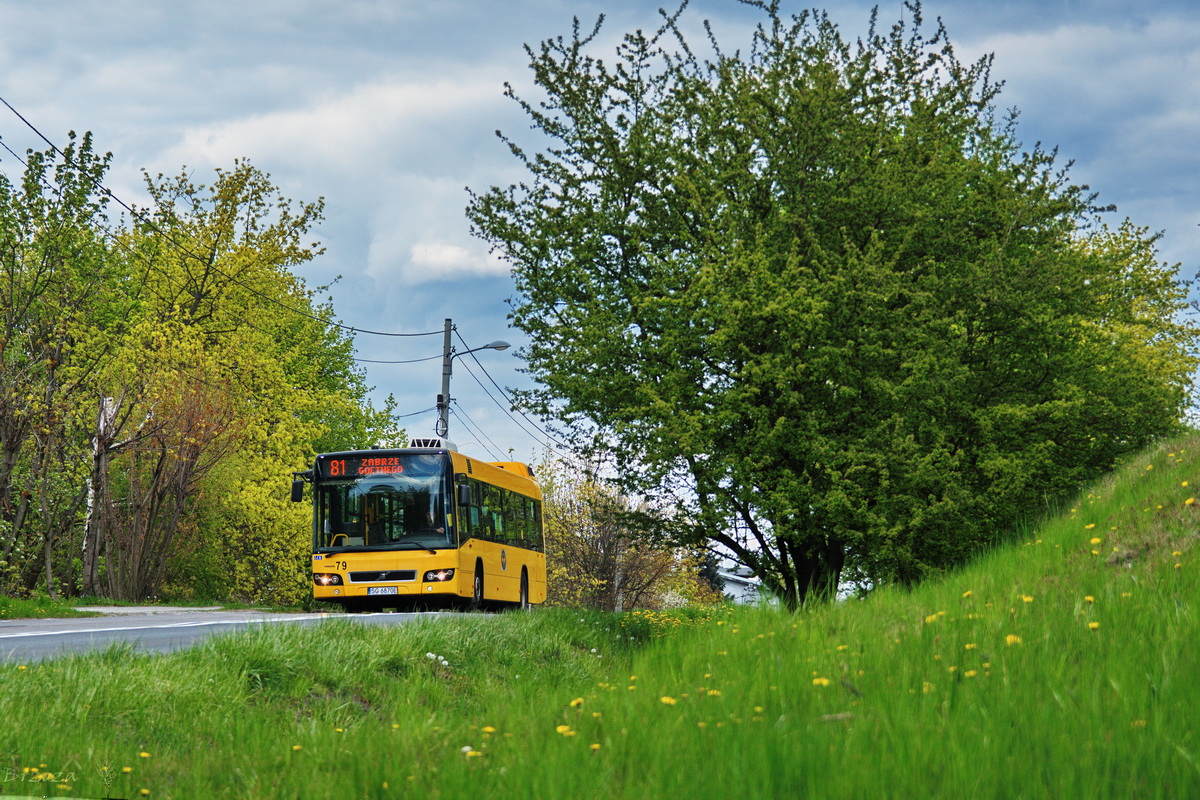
[0,98,570,456]
[453,351,572,460]
[449,402,504,461]
[453,329,571,451]
[0,96,441,340]
[354,353,442,364]
[395,405,438,420]
[3,124,440,432]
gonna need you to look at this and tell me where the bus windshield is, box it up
[314,453,453,552]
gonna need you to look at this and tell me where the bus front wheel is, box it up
[470,562,485,611]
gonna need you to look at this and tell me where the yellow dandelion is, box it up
[592,712,602,719]
[707,689,722,697]
[590,743,601,752]
[569,697,584,708]
[1088,622,1100,630]
[965,643,977,650]
[1085,596,1094,603]
[1183,481,1190,487]
[1187,498,1196,506]
[1006,634,1022,646]
[1089,537,1102,545]
[291,745,302,752]
[922,681,935,694]
[812,677,831,687]
[138,752,151,759]
[965,670,978,678]
[556,725,571,734]
[482,726,496,734]
[1085,523,1096,530]
[836,644,848,651]
[465,750,482,758]
[140,791,150,797]
[661,696,678,705]
[1021,595,1034,603]
[962,590,973,598]
[1146,464,1154,471]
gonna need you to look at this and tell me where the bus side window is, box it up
[510,494,528,545]
[483,484,503,541]
[468,503,481,540]
[532,499,544,551]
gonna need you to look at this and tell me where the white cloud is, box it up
[153,75,507,178]
[406,242,509,282]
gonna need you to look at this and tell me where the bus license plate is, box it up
[367,586,399,595]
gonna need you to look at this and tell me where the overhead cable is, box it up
[0,96,440,340]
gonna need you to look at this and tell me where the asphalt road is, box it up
[0,607,439,662]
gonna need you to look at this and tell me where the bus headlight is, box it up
[423,569,455,583]
[313,573,343,586]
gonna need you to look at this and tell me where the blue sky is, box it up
[1,0,1197,462]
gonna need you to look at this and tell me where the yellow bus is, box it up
[291,438,546,612]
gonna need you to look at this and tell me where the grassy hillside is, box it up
[2,435,1198,799]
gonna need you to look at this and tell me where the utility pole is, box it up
[436,318,452,438]
[433,318,511,441]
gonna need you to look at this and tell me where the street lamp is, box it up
[435,318,510,439]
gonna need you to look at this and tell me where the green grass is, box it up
[0,596,308,620]
[2,435,1199,798]
[0,596,100,620]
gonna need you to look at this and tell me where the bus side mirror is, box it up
[291,480,305,503]
[457,484,472,508]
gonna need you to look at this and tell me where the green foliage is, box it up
[467,2,1198,607]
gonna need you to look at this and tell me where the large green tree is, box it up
[468,1,1198,608]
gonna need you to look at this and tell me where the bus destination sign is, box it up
[318,456,405,478]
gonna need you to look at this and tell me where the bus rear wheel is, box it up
[518,570,531,610]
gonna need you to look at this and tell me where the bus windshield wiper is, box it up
[389,541,440,555]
